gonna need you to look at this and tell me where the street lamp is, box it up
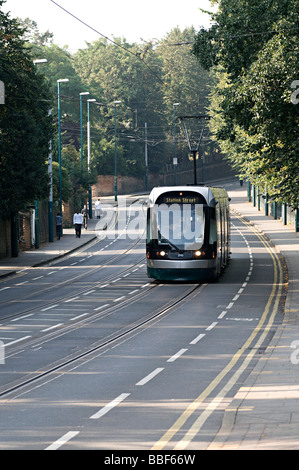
[33,59,48,248]
[80,92,90,177]
[57,79,69,227]
[173,103,180,186]
[114,101,122,202]
[87,99,96,218]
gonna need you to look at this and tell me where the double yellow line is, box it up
[152,213,286,450]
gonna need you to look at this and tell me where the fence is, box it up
[248,183,299,232]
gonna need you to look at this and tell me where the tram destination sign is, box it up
[157,192,205,205]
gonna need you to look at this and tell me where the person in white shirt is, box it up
[95,198,102,219]
[73,211,83,238]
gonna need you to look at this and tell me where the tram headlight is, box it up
[195,250,202,257]
[159,250,167,257]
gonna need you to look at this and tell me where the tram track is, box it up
[0,282,205,399]
[0,208,147,322]
[0,246,146,324]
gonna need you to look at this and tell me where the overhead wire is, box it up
[50,0,164,84]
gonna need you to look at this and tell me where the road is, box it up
[0,191,285,450]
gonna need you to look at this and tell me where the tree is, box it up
[0,1,54,218]
[193,0,299,206]
[157,27,213,167]
[73,37,166,176]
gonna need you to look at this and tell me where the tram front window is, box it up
[154,203,205,251]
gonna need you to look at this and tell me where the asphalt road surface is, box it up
[0,193,285,450]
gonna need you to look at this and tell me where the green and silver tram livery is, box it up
[146,186,231,281]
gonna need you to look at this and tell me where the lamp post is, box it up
[80,92,90,176]
[114,101,122,202]
[48,109,54,243]
[57,79,69,226]
[145,122,148,192]
[173,103,180,186]
[87,99,96,218]
[33,59,48,248]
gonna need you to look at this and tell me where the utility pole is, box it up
[145,123,148,192]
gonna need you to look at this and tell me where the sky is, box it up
[2,0,216,51]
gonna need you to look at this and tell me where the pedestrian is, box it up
[55,213,63,240]
[82,205,88,230]
[95,198,102,219]
[73,211,83,238]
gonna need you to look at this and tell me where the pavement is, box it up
[0,197,116,279]
[0,187,299,449]
[209,186,299,450]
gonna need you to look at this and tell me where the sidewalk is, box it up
[0,220,98,279]
[210,185,299,450]
[0,196,117,279]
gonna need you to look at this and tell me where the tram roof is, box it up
[148,186,229,206]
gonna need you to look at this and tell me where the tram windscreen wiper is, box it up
[159,232,184,254]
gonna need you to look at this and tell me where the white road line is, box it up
[167,349,188,363]
[206,322,218,331]
[190,333,206,345]
[114,296,126,302]
[45,431,80,450]
[232,294,240,301]
[64,297,79,303]
[41,323,63,333]
[83,290,96,296]
[11,314,34,322]
[94,304,110,311]
[128,290,139,295]
[5,336,31,347]
[0,287,10,292]
[70,313,89,321]
[33,276,44,280]
[218,311,227,320]
[90,393,131,420]
[41,305,59,312]
[136,368,164,386]
[226,302,234,310]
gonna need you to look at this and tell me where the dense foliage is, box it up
[0,1,213,218]
[193,0,299,207]
[0,2,53,218]
[25,23,212,184]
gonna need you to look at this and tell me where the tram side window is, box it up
[209,212,217,245]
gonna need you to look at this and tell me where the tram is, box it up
[146,186,231,281]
